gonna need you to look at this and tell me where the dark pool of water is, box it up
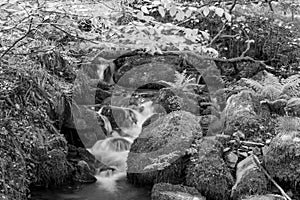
[30,176,151,200]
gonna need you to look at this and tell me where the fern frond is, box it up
[181,75,196,89]
[174,70,187,87]
[262,71,282,90]
[261,85,282,100]
[282,74,300,85]
[276,116,300,133]
[282,75,300,98]
[157,80,175,88]
[241,71,285,100]
[240,78,264,93]
[160,70,197,92]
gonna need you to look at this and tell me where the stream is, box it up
[30,177,151,200]
[30,100,156,200]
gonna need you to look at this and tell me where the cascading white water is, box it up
[89,137,132,172]
[89,101,156,193]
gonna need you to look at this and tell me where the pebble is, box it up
[238,152,248,158]
[225,152,238,168]
[233,131,245,139]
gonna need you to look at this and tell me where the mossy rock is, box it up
[263,120,300,189]
[115,62,176,89]
[73,160,97,184]
[113,51,199,78]
[67,145,105,173]
[199,114,224,136]
[155,87,210,116]
[222,90,262,139]
[34,149,72,187]
[242,194,285,200]
[127,111,202,186]
[151,183,206,200]
[231,155,268,200]
[185,137,234,200]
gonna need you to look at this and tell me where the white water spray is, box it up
[89,101,156,192]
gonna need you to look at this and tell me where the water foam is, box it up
[89,101,156,192]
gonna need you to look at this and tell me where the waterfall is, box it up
[89,101,156,192]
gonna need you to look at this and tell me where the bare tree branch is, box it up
[220,34,239,39]
[229,0,237,14]
[266,0,274,12]
[0,18,33,60]
[241,30,252,57]
[252,155,292,200]
[167,50,276,73]
[209,24,226,46]
[49,23,98,44]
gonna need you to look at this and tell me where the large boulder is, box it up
[263,116,300,189]
[185,137,234,200]
[114,62,177,89]
[231,155,268,200]
[127,111,202,186]
[113,51,202,85]
[112,51,215,117]
[112,51,224,115]
[59,96,105,148]
[151,183,206,200]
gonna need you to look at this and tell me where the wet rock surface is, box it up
[73,160,97,183]
[67,145,108,183]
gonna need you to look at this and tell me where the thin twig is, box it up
[101,1,116,10]
[266,0,274,12]
[1,161,8,194]
[166,50,277,75]
[229,0,237,14]
[49,23,98,44]
[40,9,88,17]
[176,16,194,26]
[241,30,252,57]
[252,155,292,200]
[209,24,226,46]
[0,18,33,59]
[168,50,271,65]
[220,34,239,39]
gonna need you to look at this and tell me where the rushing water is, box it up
[31,101,155,200]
